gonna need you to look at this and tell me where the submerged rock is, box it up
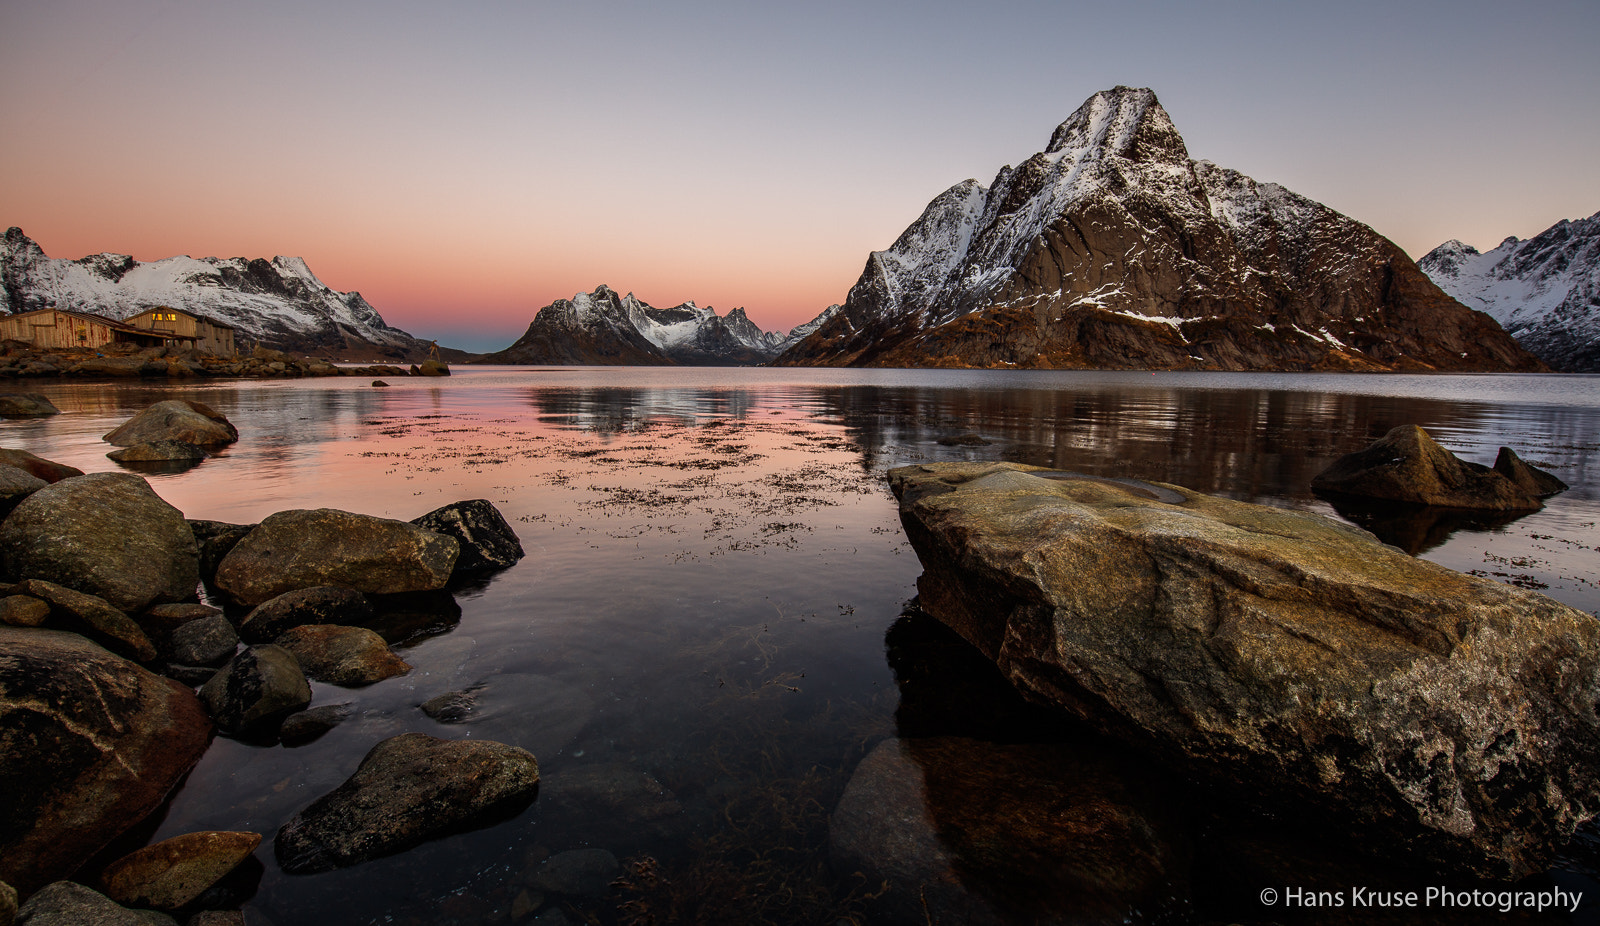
[0,473,200,613]
[0,628,212,895]
[1310,424,1561,509]
[99,831,262,912]
[279,704,352,745]
[274,733,539,873]
[13,881,177,926]
[530,848,618,898]
[102,400,238,448]
[212,509,458,606]
[410,499,524,578]
[889,462,1600,879]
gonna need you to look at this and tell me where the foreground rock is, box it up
[0,628,212,895]
[832,737,1189,924]
[213,509,458,605]
[197,645,311,735]
[14,881,177,926]
[103,400,238,448]
[274,733,539,873]
[889,462,1600,879]
[274,625,411,686]
[0,473,199,612]
[1311,425,1564,509]
[0,466,46,517]
[99,831,262,911]
[411,499,525,578]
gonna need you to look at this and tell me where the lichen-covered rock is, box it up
[99,831,262,911]
[0,474,199,612]
[197,645,311,735]
[0,465,46,517]
[0,595,49,628]
[213,510,458,606]
[889,461,1600,879]
[274,625,410,686]
[274,733,539,873]
[102,400,237,448]
[1310,425,1560,509]
[0,628,211,895]
[238,586,373,644]
[13,881,177,926]
[410,499,524,578]
[167,616,238,668]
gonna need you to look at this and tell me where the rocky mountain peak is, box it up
[1044,85,1187,167]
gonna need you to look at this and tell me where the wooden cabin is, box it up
[124,307,237,356]
[0,308,165,350]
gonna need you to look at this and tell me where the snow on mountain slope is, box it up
[0,227,438,358]
[481,285,830,366]
[774,86,1540,373]
[1420,213,1600,372]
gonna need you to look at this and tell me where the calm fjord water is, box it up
[7,367,1600,925]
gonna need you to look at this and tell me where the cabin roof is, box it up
[131,305,237,331]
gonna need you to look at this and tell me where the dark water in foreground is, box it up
[7,367,1600,925]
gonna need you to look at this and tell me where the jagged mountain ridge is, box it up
[773,87,1542,373]
[1419,212,1600,372]
[481,285,833,366]
[0,227,448,359]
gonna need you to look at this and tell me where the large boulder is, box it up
[102,400,237,448]
[212,510,458,606]
[197,645,311,735]
[1310,425,1561,509]
[888,462,1600,879]
[99,831,262,912]
[0,474,200,613]
[274,733,539,873]
[13,881,177,926]
[0,628,212,895]
[410,499,524,578]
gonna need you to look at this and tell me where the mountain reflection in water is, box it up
[3,367,1597,925]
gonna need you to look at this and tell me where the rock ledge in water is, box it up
[1310,424,1564,509]
[888,461,1600,879]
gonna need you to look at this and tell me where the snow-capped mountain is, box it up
[774,87,1541,373]
[1419,213,1600,372]
[0,227,444,358]
[481,285,829,365]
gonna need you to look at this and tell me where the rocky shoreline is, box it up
[0,341,451,381]
[0,402,531,925]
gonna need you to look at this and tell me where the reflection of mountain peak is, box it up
[483,286,835,366]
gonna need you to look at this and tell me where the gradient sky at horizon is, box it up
[3,0,1596,352]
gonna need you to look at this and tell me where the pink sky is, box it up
[4,1,1597,352]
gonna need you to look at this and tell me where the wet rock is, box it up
[103,400,238,449]
[197,645,311,735]
[0,393,59,417]
[17,580,155,663]
[370,380,389,388]
[1310,425,1556,509]
[213,509,458,606]
[1493,446,1568,497]
[238,587,373,644]
[0,466,46,516]
[0,595,49,628]
[273,625,410,686]
[410,499,524,578]
[831,737,1190,925]
[279,704,352,745]
[13,881,177,926]
[0,450,81,483]
[274,733,539,873]
[416,359,450,377]
[0,473,200,612]
[0,628,212,895]
[167,616,238,668]
[107,441,209,463]
[185,521,254,586]
[889,461,1600,879]
[936,431,992,446]
[99,831,262,912]
[530,849,618,898]
[163,665,219,688]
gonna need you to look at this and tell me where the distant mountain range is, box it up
[771,86,1543,373]
[0,227,447,360]
[1420,213,1600,373]
[479,285,836,366]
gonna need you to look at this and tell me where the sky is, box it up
[2,0,1597,353]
